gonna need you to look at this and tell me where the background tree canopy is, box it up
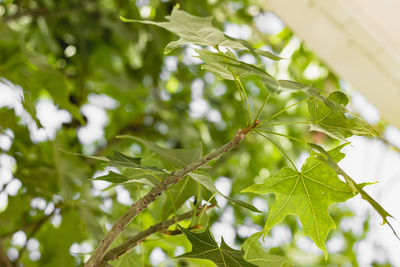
[0,0,398,266]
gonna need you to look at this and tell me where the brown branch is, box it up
[84,122,258,267]
[0,243,12,267]
[101,204,215,265]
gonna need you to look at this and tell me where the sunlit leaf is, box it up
[308,91,377,140]
[242,145,355,256]
[309,143,398,238]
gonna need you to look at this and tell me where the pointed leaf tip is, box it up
[243,145,356,255]
[177,225,256,266]
[120,16,136,23]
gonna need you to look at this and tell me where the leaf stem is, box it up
[255,130,307,144]
[258,98,308,126]
[259,121,314,128]
[255,132,298,171]
[254,93,271,124]
[142,170,179,227]
[198,193,216,223]
[85,125,256,267]
[228,66,251,124]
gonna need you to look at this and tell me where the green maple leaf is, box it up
[308,91,376,140]
[242,144,356,256]
[309,143,398,239]
[120,8,245,54]
[120,8,281,61]
[177,225,256,267]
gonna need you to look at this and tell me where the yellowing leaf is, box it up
[242,145,355,256]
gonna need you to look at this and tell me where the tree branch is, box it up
[0,243,12,267]
[101,204,215,265]
[85,123,258,267]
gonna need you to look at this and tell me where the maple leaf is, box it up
[120,8,281,61]
[308,91,376,140]
[120,8,245,54]
[242,144,355,256]
[177,225,256,267]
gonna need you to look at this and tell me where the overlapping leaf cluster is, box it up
[0,1,396,266]
[121,6,396,264]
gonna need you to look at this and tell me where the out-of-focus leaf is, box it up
[117,135,202,168]
[162,177,213,219]
[254,49,283,61]
[189,173,262,213]
[59,148,109,162]
[106,151,141,168]
[177,225,257,267]
[242,145,355,256]
[92,171,154,186]
[110,252,144,267]
[242,232,292,267]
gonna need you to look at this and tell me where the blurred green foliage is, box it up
[0,0,392,266]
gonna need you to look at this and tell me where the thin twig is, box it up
[101,204,215,264]
[13,204,61,265]
[0,202,63,241]
[85,123,258,267]
[255,129,307,144]
[258,98,309,126]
